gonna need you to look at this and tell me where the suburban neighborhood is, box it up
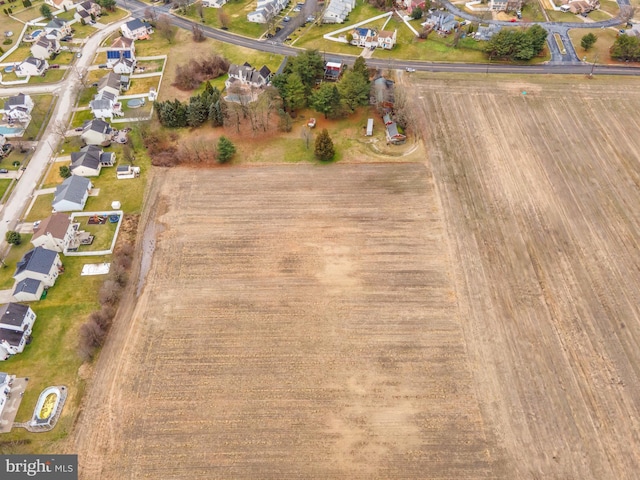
[0,0,638,477]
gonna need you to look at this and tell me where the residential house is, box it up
[385,122,406,144]
[13,247,62,302]
[74,0,101,23]
[31,213,74,253]
[0,373,14,413]
[370,76,395,109]
[377,29,397,49]
[350,28,376,48]
[247,0,287,24]
[30,37,60,60]
[490,0,522,10]
[81,118,113,146]
[70,145,115,177]
[225,63,272,90]
[98,71,122,97]
[15,57,49,78]
[90,93,121,119]
[52,175,92,212]
[560,0,599,13]
[44,18,72,39]
[0,304,37,360]
[382,112,393,125]
[475,24,501,41]
[112,57,136,74]
[44,0,76,10]
[423,11,457,33]
[106,37,136,69]
[121,18,153,40]
[324,59,344,81]
[1,94,35,124]
[203,0,227,6]
[323,0,355,23]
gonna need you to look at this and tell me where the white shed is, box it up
[366,118,374,136]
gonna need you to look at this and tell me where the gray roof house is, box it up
[81,118,113,146]
[424,11,457,33]
[52,175,92,212]
[0,303,37,359]
[13,247,62,302]
[70,145,115,177]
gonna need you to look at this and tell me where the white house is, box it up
[247,0,287,23]
[0,304,37,359]
[15,57,49,77]
[30,37,60,60]
[81,118,113,146]
[203,0,227,6]
[116,165,141,179]
[112,57,136,75]
[106,37,135,68]
[1,94,35,124]
[377,29,397,49]
[323,0,355,23]
[120,18,153,40]
[12,248,62,303]
[45,0,76,10]
[90,93,122,119]
[225,63,272,89]
[52,175,92,212]
[423,11,457,33]
[44,18,72,39]
[350,28,376,48]
[31,213,75,253]
[0,373,14,415]
[70,145,115,177]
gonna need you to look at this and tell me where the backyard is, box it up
[182,0,267,38]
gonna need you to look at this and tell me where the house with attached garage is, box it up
[1,94,34,124]
[247,0,287,23]
[90,73,124,119]
[45,0,76,10]
[106,37,136,68]
[203,0,227,6]
[112,57,136,75]
[70,145,115,177]
[30,37,60,60]
[74,0,101,22]
[225,63,272,89]
[52,175,92,212]
[376,29,397,49]
[31,213,75,253]
[121,18,153,40]
[13,247,62,302]
[0,304,37,360]
[44,18,73,39]
[423,11,457,33]
[323,0,356,23]
[15,57,49,77]
[81,118,113,146]
[350,28,377,48]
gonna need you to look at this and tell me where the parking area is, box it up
[0,377,29,433]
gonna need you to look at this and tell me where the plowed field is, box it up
[72,75,640,479]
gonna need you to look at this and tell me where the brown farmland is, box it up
[72,75,640,479]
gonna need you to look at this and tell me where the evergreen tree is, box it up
[39,4,53,19]
[216,136,236,163]
[59,165,71,179]
[208,99,225,127]
[287,50,325,94]
[352,56,370,83]
[314,128,335,161]
[611,34,640,61]
[277,109,292,132]
[285,73,306,112]
[338,70,370,112]
[311,83,341,119]
[581,33,597,51]
[5,231,21,246]
[187,96,208,127]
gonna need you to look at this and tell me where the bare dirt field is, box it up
[70,74,640,479]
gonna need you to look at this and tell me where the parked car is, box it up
[76,52,82,57]
[0,169,9,174]
[293,6,301,12]
[49,64,60,69]
[283,16,291,22]
[33,221,41,229]
[405,67,415,72]
[61,35,72,42]
[98,64,108,69]
[306,15,315,22]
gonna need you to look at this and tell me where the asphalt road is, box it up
[119,0,640,74]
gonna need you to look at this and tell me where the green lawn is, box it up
[0,234,35,289]
[129,33,176,57]
[13,4,46,23]
[98,7,129,24]
[0,149,29,171]
[77,87,96,107]
[71,22,99,39]
[182,0,266,38]
[70,109,93,129]
[0,16,25,48]
[546,10,583,22]
[599,0,619,15]
[56,9,76,21]
[25,193,54,223]
[0,179,13,204]
[29,67,66,84]
[521,2,547,22]
[75,218,118,252]
[52,51,76,65]
[21,94,55,141]
[128,76,160,95]
[3,45,31,65]
[568,27,619,63]
[588,9,613,21]
[374,32,487,63]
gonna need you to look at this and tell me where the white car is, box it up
[405,67,416,72]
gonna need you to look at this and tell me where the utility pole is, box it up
[588,54,598,79]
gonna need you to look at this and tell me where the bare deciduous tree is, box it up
[157,15,177,43]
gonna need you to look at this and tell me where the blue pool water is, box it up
[3,65,13,73]
[0,126,24,136]
[31,29,43,37]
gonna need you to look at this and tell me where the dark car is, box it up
[275,26,282,32]
[49,64,60,69]
[266,33,274,38]
[61,35,72,41]
[98,64,108,68]
[0,169,9,174]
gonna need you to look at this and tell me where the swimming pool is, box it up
[3,65,13,73]
[31,29,43,37]
[0,126,24,137]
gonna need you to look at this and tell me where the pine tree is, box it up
[311,83,341,119]
[187,96,208,127]
[352,56,370,83]
[216,136,236,163]
[314,128,335,161]
[285,73,306,112]
[208,99,224,127]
